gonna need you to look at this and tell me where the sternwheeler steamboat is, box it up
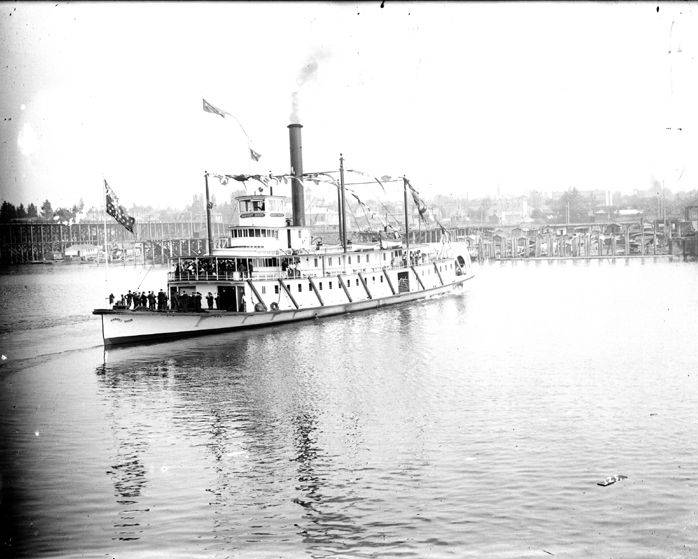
[94,123,474,346]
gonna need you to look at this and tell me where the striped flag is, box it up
[104,180,135,233]
[202,98,227,118]
[202,98,262,162]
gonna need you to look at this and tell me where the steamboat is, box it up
[94,124,475,346]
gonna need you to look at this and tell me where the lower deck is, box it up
[168,259,465,313]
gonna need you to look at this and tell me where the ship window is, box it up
[329,281,333,289]
[372,276,375,282]
[252,200,265,211]
[380,276,384,283]
[298,230,302,238]
[366,254,370,262]
[255,229,261,237]
[274,230,279,239]
[314,258,318,267]
[348,256,351,264]
[357,255,361,263]
[286,284,290,291]
[356,279,359,286]
[328,257,333,266]
[309,282,313,291]
[319,282,323,290]
[274,285,279,294]
[261,286,266,294]
[298,284,302,292]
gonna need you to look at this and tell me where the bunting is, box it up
[202,98,262,162]
[104,180,135,233]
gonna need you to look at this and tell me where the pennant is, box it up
[104,180,135,233]
[203,98,227,118]
[249,147,261,162]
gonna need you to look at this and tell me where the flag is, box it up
[203,99,262,162]
[104,180,135,233]
[202,98,227,118]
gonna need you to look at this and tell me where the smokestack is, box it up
[288,123,305,227]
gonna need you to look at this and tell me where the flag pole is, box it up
[204,171,213,255]
[103,179,109,303]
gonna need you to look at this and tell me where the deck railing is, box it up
[168,255,454,283]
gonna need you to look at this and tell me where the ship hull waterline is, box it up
[94,274,473,347]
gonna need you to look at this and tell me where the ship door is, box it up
[217,286,236,311]
[397,271,410,293]
[236,286,246,312]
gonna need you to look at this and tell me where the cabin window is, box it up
[357,255,361,263]
[319,282,323,290]
[309,282,313,291]
[366,254,370,262]
[298,284,302,292]
[383,253,386,260]
[380,276,384,283]
[348,256,351,264]
[255,229,261,237]
[286,284,290,291]
[372,276,375,282]
[329,281,333,289]
[328,257,333,266]
[356,279,359,286]
[252,200,265,211]
[261,286,266,294]
[314,258,318,267]
[297,230,301,238]
[274,285,279,294]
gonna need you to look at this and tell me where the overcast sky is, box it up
[1,2,696,209]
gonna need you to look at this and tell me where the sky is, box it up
[1,2,697,210]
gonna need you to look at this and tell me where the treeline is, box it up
[0,199,84,224]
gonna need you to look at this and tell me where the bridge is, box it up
[0,221,229,265]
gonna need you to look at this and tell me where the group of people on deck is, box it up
[109,290,223,312]
[110,290,169,311]
[173,259,253,279]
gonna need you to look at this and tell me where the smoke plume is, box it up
[290,49,329,123]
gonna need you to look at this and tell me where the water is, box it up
[1,260,697,558]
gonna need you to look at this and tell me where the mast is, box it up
[336,170,343,250]
[403,176,410,259]
[102,180,109,292]
[204,171,213,255]
[340,153,347,253]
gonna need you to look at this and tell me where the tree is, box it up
[554,188,590,223]
[16,203,27,219]
[27,203,38,218]
[0,201,16,222]
[53,207,75,224]
[40,199,53,220]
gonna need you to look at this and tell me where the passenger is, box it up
[180,292,189,311]
[126,290,133,308]
[195,292,202,312]
[108,293,114,305]
[147,291,156,310]
[241,295,247,313]
[206,292,214,310]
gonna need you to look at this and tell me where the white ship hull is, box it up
[95,273,473,347]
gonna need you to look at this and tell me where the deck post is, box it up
[410,266,425,290]
[246,280,267,311]
[382,268,396,295]
[307,277,324,306]
[277,279,299,309]
[433,262,444,286]
[357,272,372,299]
[337,275,353,302]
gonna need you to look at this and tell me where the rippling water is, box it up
[1,260,697,558]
